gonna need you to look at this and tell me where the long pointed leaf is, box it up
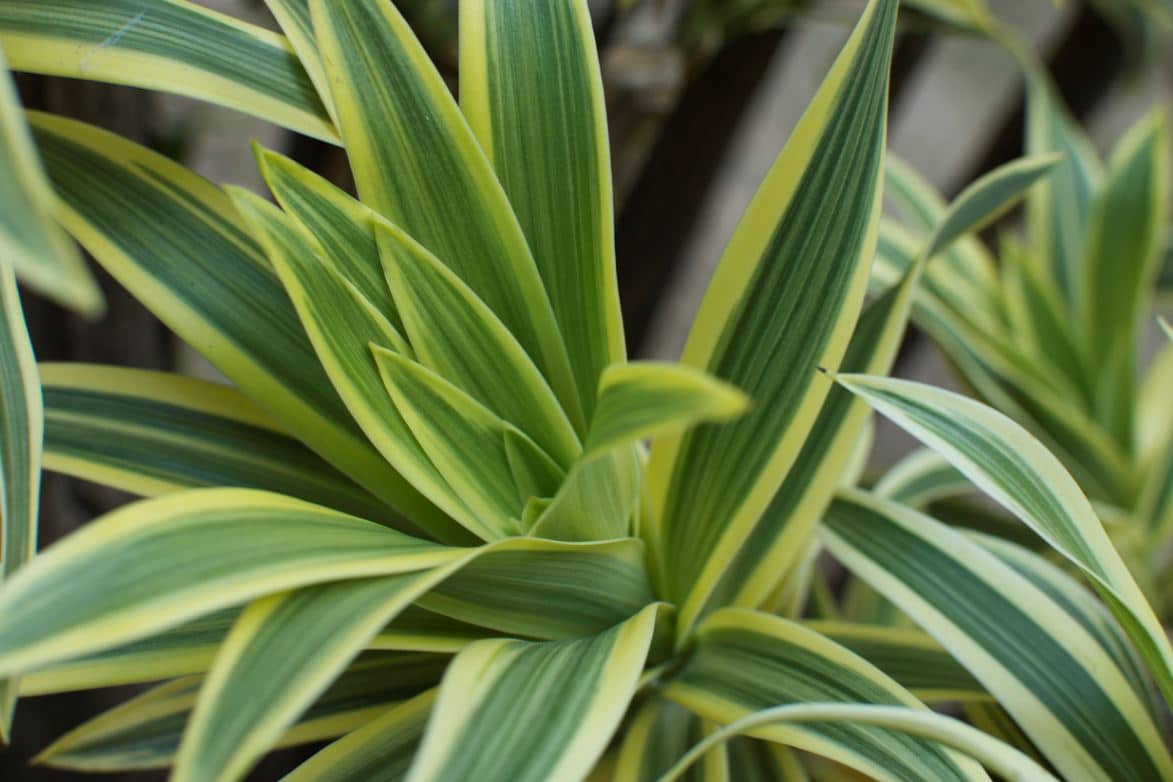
[460,0,624,417]
[646,0,897,613]
[838,374,1173,704]
[0,0,335,141]
[821,489,1172,782]
[0,44,99,312]
[0,267,39,739]
[0,489,456,676]
[39,363,390,523]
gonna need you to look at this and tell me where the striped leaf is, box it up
[0,489,456,677]
[806,622,987,703]
[615,699,729,782]
[310,0,583,431]
[417,538,655,641]
[460,0,624,418]
[529,444,642,543]
[405,604,663,782]
[646,0,898,614]
[37,653,448,771]
[1162,317,1172,341]
[0,0,335,141]
[227,188,468,544]
[0,267,40,739]
[661,704,1057,782]
[685,255,919,625]
[1024,69,1102,309]
[922,153,1062,261]
[584,363,748,460]
[1080,109,1170,446]
[28,113,424,524]
[663,609,988,782]
[262,0,333,124]
[370,606,497,654]
[821,489,1172,782]
[284,690,437,782]
[39,363,391,523]
[19,609,239,696]
[376,221,580,467]
[256,148,399,332]
[0,44,99,312]
[838,374,1173,703]
[373,348,537,540]
[173,572,449,782]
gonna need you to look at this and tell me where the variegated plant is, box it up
[0,1,1170,781]
[871,73,1173,624]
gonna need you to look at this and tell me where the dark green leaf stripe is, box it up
[462,0,625,418]
[312,0,583,431]
[418,540,655,640]
[690,268,912,622]
[175,573,445,782]
[0,0,334,140]
[39,364,391,523]
[0,489,456,677]
[38,653,449,771]
[27,113,419,520]
[651,0,897,607]
[664,609,984,782]
[806,623,987,702]
[822,491,1169,782]
[285,690,436,782]
[0,267,40,739]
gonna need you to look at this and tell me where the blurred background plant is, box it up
[2,0,1170,779]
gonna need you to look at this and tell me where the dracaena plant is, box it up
[0,1,1170,781]
[869,75,1173,620]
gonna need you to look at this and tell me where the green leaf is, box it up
[922,153,1062,261]
[36,653,448,771]
[310,0,583,430]
[0,0,335,141]
[663,608,988,782]
[28,113,425,526]
[460,0,624,417]
[0,488,456,677]
[1080,109,1170,446]
[0,45,99,313]
[39,363,391,523]
[837,374,1173,704]
[417,538,656,641]
[372,348,536,540]
[256,148,399,333]
[684,258,917,625]
[660,704,1057,782]
[821,489,1172,782]
[0,267,40,740]
[376,221,580,467]
[261,0,334,124]
[1024,69,1102,308]
[1162,316,1172,341]
[227,188,469,544]
[173,573,448,782]
[646,0,898,615]
[528,445,641,543]
[284,690,436,782]
[805,622,987,703]
[584,362,748,460]
[405,604,663,782]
